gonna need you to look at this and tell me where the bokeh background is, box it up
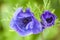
[0,0,60,40]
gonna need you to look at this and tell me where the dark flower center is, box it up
[46,17,53,23]
[16,17,32,29]
[23,17,32,25]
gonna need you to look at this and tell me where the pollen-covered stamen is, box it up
[46,17,53,23]
[23,17,32,24]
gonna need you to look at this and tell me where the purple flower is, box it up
[10,8,42,36]
[41,10,57,28]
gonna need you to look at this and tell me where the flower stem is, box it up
[22,37,25,40]
[41,31,44,40]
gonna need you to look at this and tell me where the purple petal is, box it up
[10,8,43,36]
[32,18,43,34]
[41,10,57,28]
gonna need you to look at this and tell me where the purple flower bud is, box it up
[41,10,57,28]
[10,8,42,36]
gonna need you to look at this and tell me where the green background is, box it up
[0,0,60,40]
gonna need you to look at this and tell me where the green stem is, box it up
[22,37,25,40]
[41,31,44,40]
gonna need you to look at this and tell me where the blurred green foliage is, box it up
[0,0,60,40]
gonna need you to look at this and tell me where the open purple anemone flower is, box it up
[10,8,42,36]
[41,10,57,28]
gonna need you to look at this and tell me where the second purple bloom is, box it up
[41,10,57,28]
